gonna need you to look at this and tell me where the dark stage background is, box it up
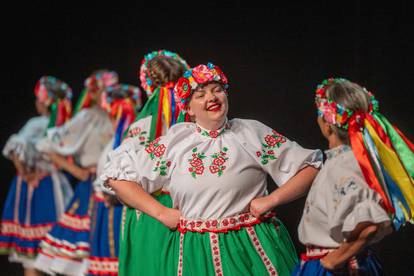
[1,1,413,275]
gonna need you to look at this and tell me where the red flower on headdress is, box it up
[175,78,192,100]
[192,64,214,83]
[214,66,228,84]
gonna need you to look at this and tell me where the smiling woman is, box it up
[102,63,323,275]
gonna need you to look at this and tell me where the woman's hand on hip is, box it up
[250,196,273,218]
[159,207,181,229]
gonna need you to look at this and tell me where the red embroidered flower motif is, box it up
[192,64,214,83]
[145,138,160,154]
[264,135,277,147]
[209,147,229,177]
[188,147,206,179]
[209,130,219,138]
[190,157,203,168]
[209,165,220,174]
[213,156,226,166]
[154,144,166,157]
[195,166,204,175]
[259,130,287,165]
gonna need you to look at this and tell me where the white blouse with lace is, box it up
[298,145,391,248]
[102,118,322,220]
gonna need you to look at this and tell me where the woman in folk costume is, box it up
[293,78,414,275]
[34,70,117,276]
[87,83,143,276]
[103,50,189,276]
[0,76,73,276]
[103,63,322,276]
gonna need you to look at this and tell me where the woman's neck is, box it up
[195,118,227,131]
[328,135,345,149]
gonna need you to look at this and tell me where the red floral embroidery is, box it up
[209,147,229,176]
[209,130,219,138]
[145,138,169,176]
[154,144,166,157]
[127,127,149,146]
[145,138,160,154]
[259,130,287,165]
[188,147,206,178]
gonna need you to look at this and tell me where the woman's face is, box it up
[35,99,49,116]
[187,82,228,129]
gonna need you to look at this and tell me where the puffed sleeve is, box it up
[233,119,323,186]
[101,122,190,194]
[3,116,48,167]
[97,118,152,194]
[327,173,391,244]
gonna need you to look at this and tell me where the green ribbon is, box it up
[373,112,414,179]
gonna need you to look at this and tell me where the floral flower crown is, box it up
[34,76,72,106]
[84,70,119,93]
[139,50,189,96]
[103,84,142,114]
[174,63,229,110]
[315,77,379,129]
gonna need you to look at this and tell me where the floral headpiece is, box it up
[139,50,189,96]
[75,70,119,113]
[315,77,378,130]
[34,76,72,127]
[103,84,142,116]
[35,76,72,105]
[84,70,119,93]
[174,63,229,110]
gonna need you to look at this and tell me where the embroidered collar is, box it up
[325,144,352,159]
[195,119,230,138]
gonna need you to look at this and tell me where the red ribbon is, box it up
[365,113,392,148]
[155,87,165,138]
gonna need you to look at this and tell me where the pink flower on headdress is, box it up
[192,65,214,83]
[321,104,337,125]
[102,72,118,87]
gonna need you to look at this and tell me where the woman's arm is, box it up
[108,179,180,229]
[11,153,26,175]
[48,152,90,181]
[250,166,318,217]
[320,222,382,271]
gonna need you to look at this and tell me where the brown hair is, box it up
[147,56,186,87]
[325,80,370,144]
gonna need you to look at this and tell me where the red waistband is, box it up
[177,212,276,234]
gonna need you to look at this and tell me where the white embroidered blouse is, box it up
[102,118,322,220]
[298,145,391,248]
[36,106,114,167]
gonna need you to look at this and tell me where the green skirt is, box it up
[162,218,298,276]
[118,192,173,276]
[119,194,298,276]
